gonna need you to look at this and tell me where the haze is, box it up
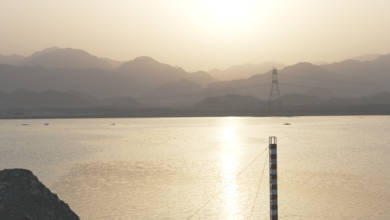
[1,0,390,71]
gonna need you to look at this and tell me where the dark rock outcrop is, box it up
[0,169,79,220]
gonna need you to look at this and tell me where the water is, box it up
[0,116,389,219]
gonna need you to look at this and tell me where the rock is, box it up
[0,169,79,220]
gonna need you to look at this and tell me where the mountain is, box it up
[280,94,326,106]
[0,90,97,108]
[193,94,265,111]
[118,56,186,84]
[100,96,140,108]
[115,56,215,98]
[0,64,140,98]
[0,89,144,110]
[1,47,389,108]
[0,49,215,99]
[351,54,380,62]
[203,63,330,100]
[143,79,204,106]
[148,79,202,97]
[204,54,390,99]
[186,71,216,86]
[321,53,390,95]
[0,54,24,65]
[21,47,116,70]
[209,62,283,80]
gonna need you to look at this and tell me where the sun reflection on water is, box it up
[220,117,240,219]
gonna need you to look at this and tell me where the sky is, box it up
[1,0,390,71]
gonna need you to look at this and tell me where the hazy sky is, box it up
[1,0,390,71]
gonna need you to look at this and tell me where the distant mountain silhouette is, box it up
[0,47,390,109]
[117,56,215,88]
[205,54,390,99]
[280,94,326,106]
[0,54,24,65]
[100,96,140,108]
[186,71,216,86]
[351,54,380,62]
[0,90,96,108]
[0,64,137,97]
[20,47,116,70]
[117,56,187,86]
[0,48,215,99]
[193,94,265,111]
[0,89,142,109]
[192,92,390,114]
[209,62,283,80]
[148,79,202,98]
[143,79,204,107]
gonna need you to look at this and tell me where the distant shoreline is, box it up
[1,109,389,120]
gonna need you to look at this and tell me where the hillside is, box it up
[21,47,116,70]
[205,55,390,99]
[209,62,283,80]
[0,48,215,100]
[0,47,390,108]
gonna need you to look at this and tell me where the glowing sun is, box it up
[197,0,258,34]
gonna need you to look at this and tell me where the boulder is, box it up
[0,169,79,220]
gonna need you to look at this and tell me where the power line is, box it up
[186,147,268,220]
[247,152,268,220]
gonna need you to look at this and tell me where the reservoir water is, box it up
[0,116,389,219]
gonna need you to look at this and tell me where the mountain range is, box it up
[209,62,284,80]
[0,47,390,112]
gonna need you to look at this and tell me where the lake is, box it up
[0,116,389,219]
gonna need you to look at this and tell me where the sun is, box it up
[209,0,248,22]
[192,0,258,35]
[183,0,268,37]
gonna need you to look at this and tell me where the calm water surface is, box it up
[0,116,389,219]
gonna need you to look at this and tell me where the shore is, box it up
[1,105,389,119]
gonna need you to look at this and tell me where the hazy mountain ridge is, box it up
[21,47,117,70]
[0,54,25,65]
[0,48,215,100]
[192,92,390,112]
[193,94,266,111]
[205,54,390,99]
[0,89,140,109]
[1,90,390,118]
[117,56,215,88]
[351,54,381,62]
[0,89,96,108]
[0,47,390,110]
[209,62,284,80]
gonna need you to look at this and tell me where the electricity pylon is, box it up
[267,68,282,112]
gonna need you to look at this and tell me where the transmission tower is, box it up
[267,68,282,112]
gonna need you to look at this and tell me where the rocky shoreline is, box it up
[0,169,79,220]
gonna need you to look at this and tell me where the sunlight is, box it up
[187,0,260,36]
[205,0,255,34]
[222,125,237,145]
[207,0,251,26]
[220,117,240,219]
[221,153,239,219]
